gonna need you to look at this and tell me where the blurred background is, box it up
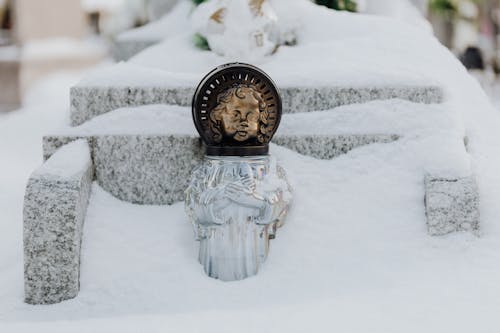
[1,0,499,112]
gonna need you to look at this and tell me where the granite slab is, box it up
[70,85,444,125]
[425,175,480,236]
[24,140,93,304]
[43,133,396,205]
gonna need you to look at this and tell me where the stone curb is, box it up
[424,175,480,236]
[24,140,93,304]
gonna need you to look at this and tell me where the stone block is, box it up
[70,86,194,125]
[425,176,480,236]
[70,85,444,125]
[279,86,443,114]
[44,134,203,205]
[24,140,93,304]
[43,132,394,205]
[93,135,203,205]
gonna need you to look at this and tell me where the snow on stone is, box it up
[32,139,91,179]
[279,99,458,136]
[76,62,197,87]
[51,99,455,137]
[77,2,443,88]
[51,104,197,136]
[48,98,470,178]
[279,100,470,177]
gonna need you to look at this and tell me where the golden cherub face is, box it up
[210,86,266,143]
[220,93,261,141]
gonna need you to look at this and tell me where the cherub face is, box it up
[220,93,261,142]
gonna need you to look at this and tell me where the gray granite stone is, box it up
[93,135,203,205]
[424,176,480,236]
[273,134,399,160]
[70,85,444,126]
[43,133,394,205]
[280,86,444,113]
[45,134,204,205]
[24,140,93,304]
[111,40,158,61]
[70,86,194,126]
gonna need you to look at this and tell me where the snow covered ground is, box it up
[2,71,500,332]
[3,2,500,332]
[0,79,497,333]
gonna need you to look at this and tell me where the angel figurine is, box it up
[186,63,292,281]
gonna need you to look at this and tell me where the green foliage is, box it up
[193,33,210,51]
[429,0,457,15]
[315,0,357,12]
[192,0,209,5]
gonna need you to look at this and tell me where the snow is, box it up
[22,38,107,61]
[359,0,432,32]
[79,31,440,88]
[2,1,500,331]
[32,139,90,179]
[0,131,494,331]
[278,99,458,136]
[0,72,85,328]
[117,1,194,42]
[50,104,197,136]
[51,100,457,137]
[76,62,197,87]
[48,99,469,177]
[79,2,445,88]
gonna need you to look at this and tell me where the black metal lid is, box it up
[192,63,282,156]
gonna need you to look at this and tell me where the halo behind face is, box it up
[192,63,282,156]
